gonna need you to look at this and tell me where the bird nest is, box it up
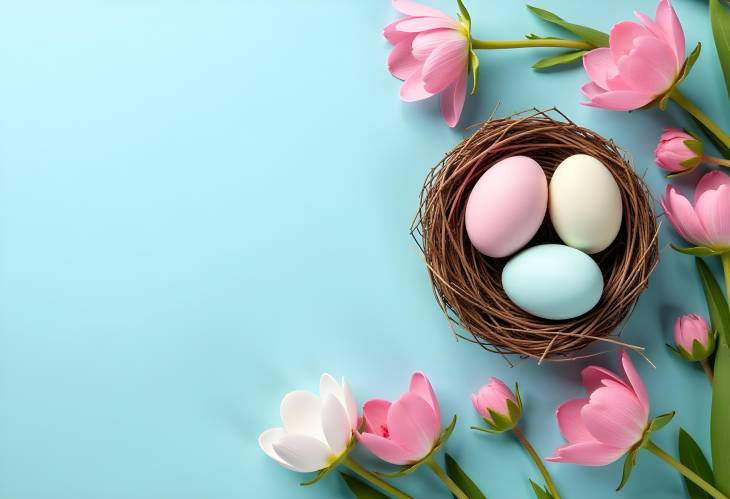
[411,108,659,362]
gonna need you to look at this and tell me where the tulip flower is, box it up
[547,351,725,497]
[359,372,468,499]
[655,128,730,175]
[259,374,410,498]
[471,378,560,499]
[674,313,715,362]
[661,171,730,254]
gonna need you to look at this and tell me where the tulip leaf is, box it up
[529,480,555,499]
[470,49,480,95]
[526,5,609,48]
[684,138,705,156]
[486,409,514,432]
[616,448,639,491]
[340,472,389,499]
[695,257,730,346]
[456,0,470,22]
[445,453,487,499]
[710,0,730,99]
[648,412,675,435]
[672,245,727,257]
[712,344,730,493]
[678,428,715,499]
[691,115,730,160]
[532,50,588,70]
[659,43,702,110]
[471,425,499,434]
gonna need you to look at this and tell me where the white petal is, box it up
[342,377,359,431]
[280,390,324,440]
[320,373,343,403]
[272,434,333,473]
[322,395,351,456]
[258,428,298,471]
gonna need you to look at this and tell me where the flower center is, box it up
[379,424,390,438]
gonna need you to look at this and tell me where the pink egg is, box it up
[465,156,547,257]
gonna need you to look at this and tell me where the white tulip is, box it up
[258,373,358,472]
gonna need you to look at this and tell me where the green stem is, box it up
[342,457,412,499]
[471,38,592,50]
[645,441,728,499]
[425,457,468,499]
[722,253,730,305]
[671,90,730,150]
[512,427,561,499]
[705,156,730,168]
[702,359,715,383]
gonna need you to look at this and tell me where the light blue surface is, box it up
[502,244,604,320]
[0,1,726,498]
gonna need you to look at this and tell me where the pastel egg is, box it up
[549,154,623,254]
[502,244,603,320]
[465,156,548,257]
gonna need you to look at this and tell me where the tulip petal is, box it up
[616,36,678,94]
[281,390,324,440]
[581,82,606,100]
[655,0,685,65]
[395,16,459,33]
[581,366,626,394]
[342,378,359,431]
[695,171,730,204]
[664,186,712,245]
[412,28,463,61]
[422,38,468,94]
[556,398,595,443]
[388,37,422,81]
[610,21,652,63]
[582,89,653,111]
[272,434,332,473]
[320,374,358,430]
[546,441,627,466]
[400,68,434,102]
[388,392,439,459]
[384,18,416,44]
[619,351,650,415]
[581,381,647,449]
[392,0,450,19]
[357,432,413,465]
[583,48,615,90]
[409,372,441,423]
[322,394,350,456]
[363,399,391,435]
[259,428,298,471]
[695,187,726,246]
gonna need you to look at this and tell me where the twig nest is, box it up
[412,108,659,361]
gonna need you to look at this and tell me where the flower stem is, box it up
[471,38,592,50]
[645,441,728,499]
[342,457,412,499]
[722,253,730,306]
[425,457,468,499]
[671,90,730,151]
[705,156,730,168]
[702,359,715,383]
[512,426,561,499]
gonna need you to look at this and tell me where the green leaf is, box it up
[648,412,675,435]
[340,472,389,499]
[691,115,730,160]
[658,43,702,110]
[672,245,726,257]
[526,5,609,47]
[529,480,554,499]
[684,138,705,156]
[469,49,480,95]
[445,453,487,499]
[696,257,730,345]
[710,0,730,99]
[616,449,639,491]
[678,428,715,499]
[456,0,470,23]
[532,50,588,70]
[712,344,730,494]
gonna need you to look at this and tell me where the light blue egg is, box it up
[501,244,604,320]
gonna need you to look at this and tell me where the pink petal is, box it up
[362,399,391,435]
[421,38,468,94]
[581,366,626,394]
[412,28,463,61]
[470,393,481,414]
[581,82,607,100]
[695,186,728,246]
[616,36,678,95]
[388,37,421,81]
[440,69,467,127]
[583,48,616,90]
[661,127,692,142]
[581,381,647,449]
[357,432,413,465]
[400,68,434,102]
[409,372,441,423]
[387,392,439,459]
[664,186,712,245]
[655,0,685,65]
[546,442,627,466]
[609,21,653,64]
[695,171,730,204]
[618,350,650,416]
[582,89,654,111]
[392,0,450,19]
[384,18,416,44]
[395,16,459,33]
[556,398,595,443]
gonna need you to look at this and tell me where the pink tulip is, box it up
[547,350,649,466]
[384,0,470,127]
[674,313,714,361]
[661,171,730,250]
[470,377,522,432]
[581,0,686,111]
[655,128,703,174]
[357,372,442,465]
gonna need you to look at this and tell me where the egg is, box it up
[502,244,603,320]
[549,154,623,254]
[465,156,547,257]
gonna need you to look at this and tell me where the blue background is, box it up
[0,0,727,498]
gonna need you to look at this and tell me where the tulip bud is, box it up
[655,128,704,175]
[470,377,522,432]
[673,313,715,361]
